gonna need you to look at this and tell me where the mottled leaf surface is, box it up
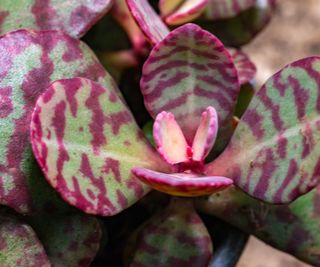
[141,23,239,143]
[31,77,168,216]
[0,212,50,267]
[126,0,170,44]
[207,57,320,203]
[228,48,256,85]
[204,0,255,20]
[0,0,113,38]
[131,199,213,267]
[0,29,116,214]
[197,185,320,266]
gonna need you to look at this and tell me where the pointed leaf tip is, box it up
[132,167,233,197]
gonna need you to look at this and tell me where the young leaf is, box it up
[0,212,50,267]
[165,0,209,25]
[0,29,116,214]
[30,77,169,216]
[141,23,239,143]
[130,198,213,267]
[126,0,170,44]
[0,0,113,38]
[132,168,233,197]
[204,0,255,20]
[197,185,320,266]
[206,56,320,204]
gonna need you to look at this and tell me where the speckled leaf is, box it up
[130,198,213,267]
[30,213,101,267]
[197,185,320,266]
[165,0,209,25]
[204,0,255,20]
[132,168,233,196]
[228,48,256,85]
[0,212,50,267]
[0,0,113,38]
[30,77,168,216]
[141,23,239,143]
[207,56,320,204]
[0,29,116,214]
[126,0,170,44]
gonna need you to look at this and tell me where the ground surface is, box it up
[236,1,320,266]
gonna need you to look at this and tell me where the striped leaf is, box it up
[126,0,170,44]
[204,0,255,20]
[0,29,116,214]
[130,198,213,267]
[132,168,233,196]
[0,212,50,267]
[141,23,239,143]
[228,48,256,85]
[197,185,320,266]
[206,57,320,204]
[164,0,209,25]
[0,0,113,38]
[30,77,168,216]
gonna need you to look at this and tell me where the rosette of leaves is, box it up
[23,18,320,266]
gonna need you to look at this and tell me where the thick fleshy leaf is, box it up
[159,0,184,17]
[165,0,209,25]
[30,214,101,267]
[228,48,256,85]
[0,0,113,38]
[153,111,190,165]
[0,212,50,267]
[197,185,320,266]
[130,198,213,267]
[204,0,255,20]
[0,29,116,214]
[141,23,239,143]
[207,56,320,204]
[192,106,218,161]
[126,0,170,44]
[30,77,168,216]
[132,168,233,196]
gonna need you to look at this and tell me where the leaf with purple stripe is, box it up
[30,77,169,216]
[130,198,213,267]
[141,23,239,143]
[206,56,320,204]
[0,29,116,214]
[0,0,113,38]
[126,0,170,44]
[204,0,255,20]
[0,211,50,267]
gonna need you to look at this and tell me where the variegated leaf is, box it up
[197,185,320,266]
[30,77,169,216]
[130,198,213,267]
[0,29,116,214]
[126,0,170,44]
[0,212,50,267]
[207,56,320,204]
[0,0,113,38]
[141,23,239,143]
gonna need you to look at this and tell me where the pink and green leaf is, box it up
[204,0,255,20]
[164,0,209,25]
[0,212,50,267]
[0,29,116,214]
[0,0,113,38]
[228,48,256,85]
[126,0,170,44]
[30,77,169,216]
[132,168,233,197]
[141,23,239,143]
[197,185,320,266]
[206,56,320,204]
[130,198,213,267]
